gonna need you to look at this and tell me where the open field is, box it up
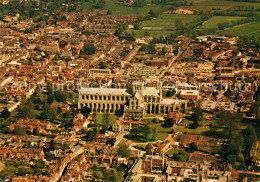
[128,14,199,37]
[174,127,209,134]
[186,0,260,12]
[141,14,200,29]
[81,0,171,15]
[92,113,118,128]
[200,16,245,29]
[150,124,172,141]
[219,22,260,38]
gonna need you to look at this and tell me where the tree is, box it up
[95,0,106,9]
[0,108,10,119]
[243,126,256,164]
[54,90,67,102]
[191,105,203,124]
[187,142,198,152]
[106,138,115,146]
[40,102,56,121]
[47,94,55,105]
[166,88,176,97]
[163,118,174,128]
[227,154,237,168]
[224,88,232,97]
[49,139,55,151]
[151,128,157,140]
[81,44,97,55]
[172,151,188,162]
[133,0,146,7]
[148,9,157,17]
[19,101,34,119]
[175,19,184,34]
[81,106,91,117]
[118,143,132,157]
[100,62,108,69]
[59,40,68,48]
[107,10,112,15]
[85,129,97,142]
[161,47,167,55]
[143,126,151,141]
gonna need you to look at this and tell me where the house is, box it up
[9,119,52,135]
[142,155,164,173]
[112,117,148,132]
[72,112,89,132]
[92,131,117,144]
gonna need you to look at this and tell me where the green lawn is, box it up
[174,127,210,134]
[219,22,260,38]
[141,14,200,29]
[151,124,172,141]
[201,16,245,29]
[81,0,171,15]
[93,113,118,127]
[166,148,185,157]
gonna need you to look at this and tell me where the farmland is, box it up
[81,0,171,15]
[200,16,245,29]
[219,22,260,38]
[80,0,260,38]
[128,14,199,37]
[141,14,200,30]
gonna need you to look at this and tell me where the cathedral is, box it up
[78,82,187,119]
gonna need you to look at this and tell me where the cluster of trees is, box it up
[189,105,203,129]
[83,128,98,142]
[0,159,49,180]
[152,34,176,44]
[93,0,106,9]
[148,9,158,17]
[0,0,78,21]
[140,44,156,54]
[213,9,258,17]
[114,25,127,37]
[208,113,257,169]
[81,44,97,55]
[172,150,188,161]
[151,0,192,6]
[59,40,68,48]
[163,88,176,98]
[118,143,132,157]
[120,48,130,58]
[128,126,156,142]
[163,118,174,128]
[132,0,146,7]
[100,62,108,69]
[237,35,260,52]
[92,164,123,181]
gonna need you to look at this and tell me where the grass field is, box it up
[219,22,260,38]
[150,124,172,141]
[92,113,118,128]
[128,14,199,37]
[141,14,200,29]
[201,16,245,29]
[174,127,210,134]
[81,0,171,15]
[187,0,260,12]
